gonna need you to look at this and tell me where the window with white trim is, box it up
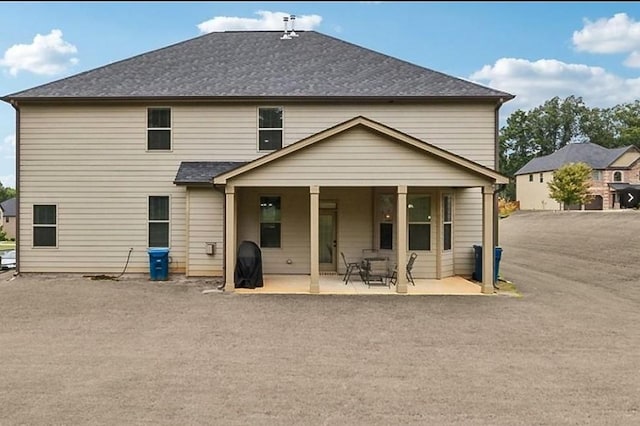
[33,205,57,247]
[258,107,283,151]
[149,196,170,247]
[529,174,533,182]
[147,108,171,150]
[592,170,602,181]
[613,171,622,182]
[539,173,544,183]
[408,194,431,251]
[443,194,453,251]
[260,196,281,248]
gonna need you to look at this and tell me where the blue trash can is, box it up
[472,245,502,283]
[147,248,170,281]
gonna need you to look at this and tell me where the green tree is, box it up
[547,162,593,209]
[0,182,16,203]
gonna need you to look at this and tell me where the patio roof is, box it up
[213,116,508,186]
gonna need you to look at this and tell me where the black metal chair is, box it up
[388,252,418,286]
[340,252,361,285]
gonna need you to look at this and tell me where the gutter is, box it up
[9,100,19,274]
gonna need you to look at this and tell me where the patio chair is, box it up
[388,252,418,286]
[340,252,361,285]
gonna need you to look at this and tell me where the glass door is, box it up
[319,209,337,271]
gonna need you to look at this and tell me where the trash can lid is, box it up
[148,247,170,254]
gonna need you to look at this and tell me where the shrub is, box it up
[499,197,519,218]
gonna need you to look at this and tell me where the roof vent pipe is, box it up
[289,15,299,37]
[281,16,292,40]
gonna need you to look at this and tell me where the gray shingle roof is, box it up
[174,162,247,185]
[0,197,16,217]
[4,31,513,100]
[515,143,636,175]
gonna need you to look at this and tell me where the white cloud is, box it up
[470,57,640,115]
[573,13,640,53]
[1,134,15,159]
[0,175,15,188]
[573,13,640,68]
[1,29,78,76]
[197,10,322,33]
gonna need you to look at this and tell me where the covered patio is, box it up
[234,274,483,295]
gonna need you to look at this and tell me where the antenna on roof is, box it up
[281,16,292,40]
[289,15,299,37]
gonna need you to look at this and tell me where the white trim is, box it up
[148,195,171,248]
[442,192,453,252]
[32,204,58,249]
[146,107,172,152]
[257,106,284,152]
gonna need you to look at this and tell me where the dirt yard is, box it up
[0,210,639,425]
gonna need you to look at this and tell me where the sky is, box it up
[2,1,640,189]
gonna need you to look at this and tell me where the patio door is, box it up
[319,209,337,271]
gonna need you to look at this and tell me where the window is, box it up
[443,194,453,251]
[149,196,170,247]
[378,194,394,250]
[539,173,544,183]
[33,205,56,247]
[260,196,281,248]
[258,107,283,151]
[408,195,431,251]
[613,171,623,182]
[529,174,533,182]
[147,108,171,150]
[592,170,602,181]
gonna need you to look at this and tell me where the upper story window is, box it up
[33,204,57,247]
[529,174,533,182]
[592,170,602,181]
[258,107,283,151]
[539,173,544,183]
[613,171,623,182]
[147,108,171,150]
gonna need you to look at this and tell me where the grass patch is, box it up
[496,278,521,297]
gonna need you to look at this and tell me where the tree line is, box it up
[499,96,640,199]
[0,182,15,203]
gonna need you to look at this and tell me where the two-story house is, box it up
[2,30,513,293]
[515,142,640,210]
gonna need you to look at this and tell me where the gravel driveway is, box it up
[0,210,639,425]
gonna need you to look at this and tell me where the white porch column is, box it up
[310,185,320,294]
[482,185,495,294]
[396,185,408,294]
[224,185,236,292]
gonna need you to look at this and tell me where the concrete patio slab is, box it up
[234,274,483,295]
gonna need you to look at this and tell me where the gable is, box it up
[220,123,504,187]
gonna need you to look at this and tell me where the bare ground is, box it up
[0,210,639,425]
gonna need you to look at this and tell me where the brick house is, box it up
[515,142,640,210]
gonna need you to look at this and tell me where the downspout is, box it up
[9,100,20,274]
[494,98,504,254]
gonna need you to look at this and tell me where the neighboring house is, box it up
[0,197,16,240]
[515,142,640,210]
[2,29,513,293]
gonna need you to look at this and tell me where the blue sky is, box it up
[2,1,640,188]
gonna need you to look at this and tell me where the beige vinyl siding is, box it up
[285,103,496,168]
[230,127,490,188]
[18,101,495,274]
[610,151,640,168]
[453,188,481,276]
[19,104,187,273]
[321,188,373,276]
[516,172,560,210]
[237,187,310,274]
[186,188,224,276]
